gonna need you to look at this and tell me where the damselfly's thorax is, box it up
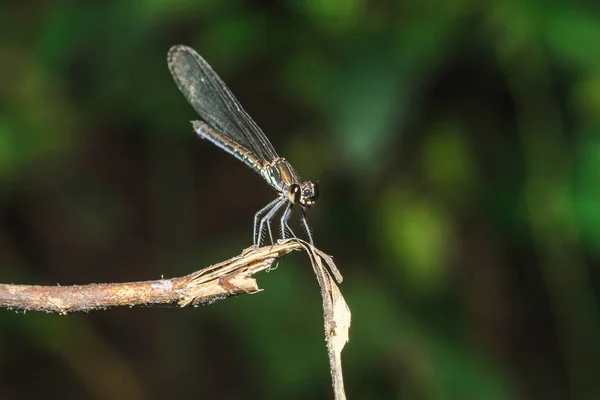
[262,157,299,192]
[265,158,319,208]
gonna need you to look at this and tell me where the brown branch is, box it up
[0,238,350,400]
[0,241,303,314]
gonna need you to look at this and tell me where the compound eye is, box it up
[312,182,319,200]
[288,184,301,204]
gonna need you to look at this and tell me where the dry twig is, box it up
[0,239,350,399]
[0,241,304,313]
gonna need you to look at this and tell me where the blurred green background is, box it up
[1,0,600,399]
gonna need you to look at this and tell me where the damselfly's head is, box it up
[287,181,319,209]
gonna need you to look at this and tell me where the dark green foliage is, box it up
[0,1,599,398]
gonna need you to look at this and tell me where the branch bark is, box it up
[0,238,350,400]
[0,241,303,314]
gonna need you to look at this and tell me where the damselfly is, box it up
[167,45,319,247]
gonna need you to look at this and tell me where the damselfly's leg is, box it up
[301,208,315,247]
[256,198,286,246]
[260,199,286,246]
[253,197,281,246]
[280,203,297,241]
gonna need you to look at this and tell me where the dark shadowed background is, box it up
[1,1,600,399]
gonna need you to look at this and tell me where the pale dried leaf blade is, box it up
[330,280,351,352]
[324,274,350,400]
[297,240,349,400]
